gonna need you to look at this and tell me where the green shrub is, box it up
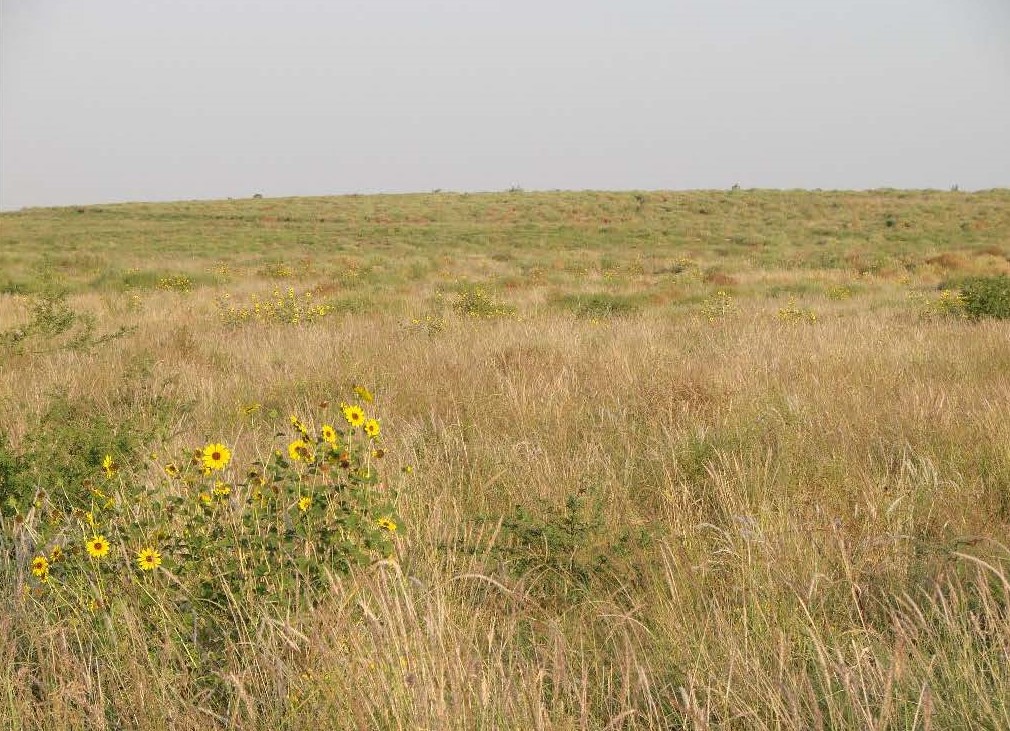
[556,292,642,319]
[450,284,516,319]
[0,289,132,355]
[960,275,1010,320]
[487,490,652,605]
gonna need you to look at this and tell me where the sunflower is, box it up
[202,443,231,471]
[213,481,231,497]
[199,492,213,506]
[363,419,381,438]
[136,547,162,571]
[31,555,50,577]
[320,424,338,445]
[164,463,180,478]
[288,439,312,462]
[377,517,397,533]
[102,454,118,478]
[354,384,374,403]
[297,496,313,512]
[342,405,365,428]
[85,535,111,559]
[290,414,308,435]
[49,544,63,562]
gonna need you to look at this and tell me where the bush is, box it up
[556,292,642,319]
[960,275,1010,320]
[0,289,132,355]
[450,284,516,319]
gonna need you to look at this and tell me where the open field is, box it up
[2,189,1009,729]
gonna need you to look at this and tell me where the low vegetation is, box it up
[1,189,1009,729]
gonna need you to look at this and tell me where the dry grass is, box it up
[1,189,1009,729]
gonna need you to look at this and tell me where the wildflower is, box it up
[213,481,231,497]
[288,439,311,462]
[31,555,50,578]
[49,544,63,562]
[102,454,118,478]
[290,414,308,435]
[321,424,338,445]
[202,443,231,471]
[363,419,381,438]
[85,535,111,559]
[297,496,313,512]
[165,463,180,478]
[354,385,374,403]
[136,547,162,571]
[342,405,365,428]
[199,492,213,506]
[377,517,397,533]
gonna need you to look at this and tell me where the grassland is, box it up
[1,189,1009,730]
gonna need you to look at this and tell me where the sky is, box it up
[1,0,1008,210]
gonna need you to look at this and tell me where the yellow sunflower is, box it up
[101,454,118,478]
[320,424,338,445]
[363,419,381,438]
[213,481,231,497]
[136,547,162,571]
[31,555,50,577]
[353,384,374,403]
[288,439,312,462]
[49,544,63,562]
[199,492,213,506]
[377,517,397,533]
[85,535,111,559]
[297,496,313,512]
[342,405,365,428]
[164,463,180,478]
[202,443,231,471]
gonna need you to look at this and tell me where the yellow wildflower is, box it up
[320,424,337,445]
[202,443,231,471]
[85,535,110,559]
[363,419,381,438]
[31,555,50,577]
[342,405,365,428]
[136,547,162,571]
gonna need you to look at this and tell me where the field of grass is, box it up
[2,189,1009,730]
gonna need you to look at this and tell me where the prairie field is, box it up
[1,189,1009,730]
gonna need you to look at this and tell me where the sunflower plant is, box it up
[9,392,399,653]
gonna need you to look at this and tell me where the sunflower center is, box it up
[212,451,221,461]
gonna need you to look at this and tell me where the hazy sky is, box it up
[2,0,1008,209]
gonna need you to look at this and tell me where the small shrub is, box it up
[0,290,132,355]
[487,490,652,605]
[557,292,642,319]
[216,286,333,325]
[776,298,817,323]
[700,290,738,322]
[157,275,193,293]
[450,285,516,320]
[960,275,1010,320]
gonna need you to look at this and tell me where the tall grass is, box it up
[1,190,1008,729]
